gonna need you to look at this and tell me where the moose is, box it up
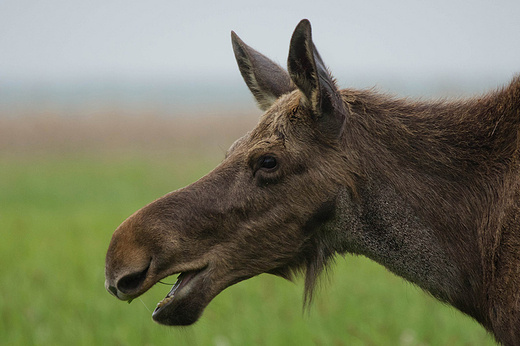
[105,19,520,345]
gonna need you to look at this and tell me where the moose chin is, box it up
[105,19,520,345]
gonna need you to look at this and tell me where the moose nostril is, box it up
[116,265,150,294]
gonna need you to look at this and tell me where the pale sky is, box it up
[0,0,519,93]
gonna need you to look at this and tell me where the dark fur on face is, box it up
[105,19,520,345]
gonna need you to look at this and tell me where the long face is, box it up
[105,20,354,326]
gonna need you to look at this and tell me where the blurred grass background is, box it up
[0,112,496,345]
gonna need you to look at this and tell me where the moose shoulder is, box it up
[105,19,520,345]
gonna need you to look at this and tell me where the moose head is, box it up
[105,19,357,325]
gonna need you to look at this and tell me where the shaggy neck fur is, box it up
[326,77,520,334]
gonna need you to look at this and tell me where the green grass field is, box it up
[0,144,497,345]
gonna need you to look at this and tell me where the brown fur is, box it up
[105,19,520,345]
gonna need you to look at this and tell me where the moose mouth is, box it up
[151,268,209,326]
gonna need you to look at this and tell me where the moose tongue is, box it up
[168,272,192,297]
[156,271,197,310]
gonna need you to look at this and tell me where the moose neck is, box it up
[328,83,520,326]
[331,178,489,324]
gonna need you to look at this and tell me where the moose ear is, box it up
[287,20,345,137]
[232,31,296,111]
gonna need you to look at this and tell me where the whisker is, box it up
[138,297,151,313]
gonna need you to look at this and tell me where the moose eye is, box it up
[258,156,278,171]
